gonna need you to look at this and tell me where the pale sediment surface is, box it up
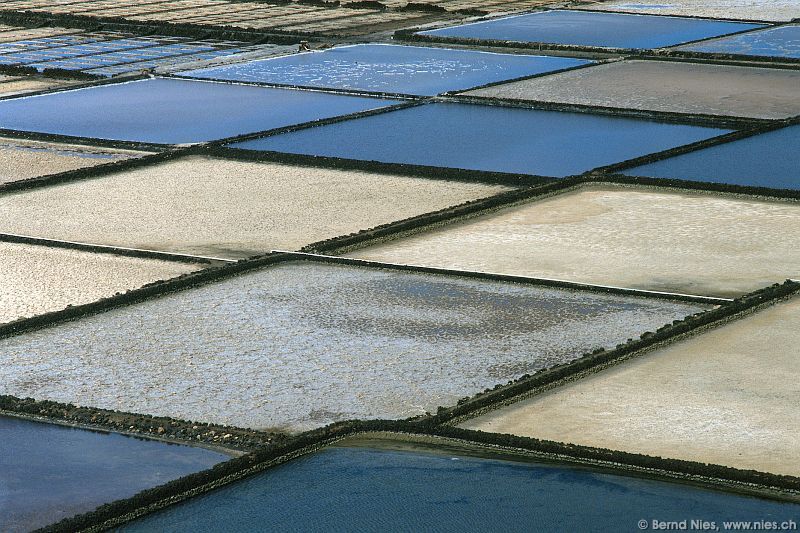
[463,60,800,119]
[461,296,800,477]
[0,138,144,184]
[348,185,800,298]
[583,0,800,22]
[0,242,199,323]
[0,156,511,258]
[0,77,77,97]
[0,262,708,432]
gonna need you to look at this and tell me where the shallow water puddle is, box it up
[418,9,765,49]
[676,24,800,59]
[229,102,730,177]
[0,78,402,144]
[624,125,800,190]
[120,446,800,531]
[0,415,227,532]
[183,44,593,96]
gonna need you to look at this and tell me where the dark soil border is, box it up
[0,396,284,452]
[0,232,227,265]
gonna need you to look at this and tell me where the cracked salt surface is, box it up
[0,262,708,432]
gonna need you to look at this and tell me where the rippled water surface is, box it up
[184,44,592,96]
[0,78,401,143]
[121,446,800,532]
[0,416,227,532]
[626,125,800,189]
[230,103,729,177]
[678,25,800,59]
[420,10,765,49]
[0,262,707,431]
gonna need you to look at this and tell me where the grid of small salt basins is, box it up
[0,26,274,77]
[1,2,800,531]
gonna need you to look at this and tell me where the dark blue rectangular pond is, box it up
[0,78,401,144]
[183,44,593,96]
[677,25,800,59]
[418,10,765,49]
[623,125,800,190]
[228,103,730,177]
[121,445,800,532]
[0,415,227,532]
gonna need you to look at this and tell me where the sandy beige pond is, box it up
[348,185,800,298]
[583,1,800,22]
[464,60,800,119]
[0,242,199,324]
[461,295,800,477]
[0,77,78,98]
[0,156,511,258]
[0,138,144,184]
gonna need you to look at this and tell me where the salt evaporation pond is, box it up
[0,156,510,258]
[463,295,800,477]
[230,103,729,177]
[0,138,144,184]
[584,0,800,22]
[348,185,800,298]
[625,125,800,190]
[0,78,401,144]
[121,446,800,532]
[677,25,800,59]
[0,241,199,324]
[183,44,592,96]
[0,415,227,532]
[463,60,800,119]
[418,10,765,49]
[0,261,708,432]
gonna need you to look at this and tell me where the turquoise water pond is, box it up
[122,446,800,532]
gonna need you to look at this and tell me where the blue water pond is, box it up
[122,446,800,532]
[0,415,227,532]
[0,78,401,144]
[624,125,800,190]
[229,102,730,177]
[418,10,765,49]
[677,24,800,59]
[183,44,593,96]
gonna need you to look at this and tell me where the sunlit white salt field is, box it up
[462,295,800,477]
[349,185,800,298]
[0,156,511,258]
[585,0,800,22]
[0,261,708,432]
[0,137,145,184]
[0,241,198,324]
